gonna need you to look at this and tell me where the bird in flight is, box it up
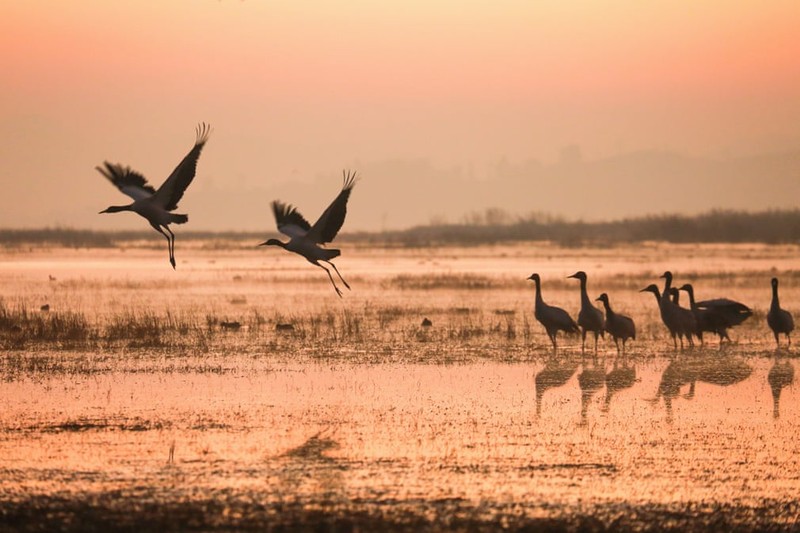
[97,123,210,268]
[261,170,358,297]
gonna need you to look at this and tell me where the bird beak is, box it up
[99,209,108,214]
[638,288,647,292]
[258,241,269,246]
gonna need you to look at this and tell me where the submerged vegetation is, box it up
[3,208,800,248]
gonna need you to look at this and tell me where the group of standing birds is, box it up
[529,270,794,352]
[98,123,357,297]
[528,272,635,354]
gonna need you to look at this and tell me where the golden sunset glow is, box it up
[1,1,799,229]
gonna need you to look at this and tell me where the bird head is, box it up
[677,284,692,293]
[771,277,779,288]
[567,271,587,281]
[660,271,673,281]
[595,293,608,303]
[526,273,540,283]
[639,284,660,296]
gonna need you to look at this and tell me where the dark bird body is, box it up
[767,277,794,347]
[261,171,357,297]
[596,293,635,354]
[567,271,604,353]
[678,283,752,344]
[527,273,579,351]
[640,279,695,349]
[98,123,210,268]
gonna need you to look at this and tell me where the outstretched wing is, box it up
[96,162,156,201]
[272,200,311,239]
[306,170,358,244]
[152,122,211,211]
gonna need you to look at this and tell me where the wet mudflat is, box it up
[1,242,799,531]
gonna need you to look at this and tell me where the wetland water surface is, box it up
[1,243,799,530]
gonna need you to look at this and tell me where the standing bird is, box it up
[678,283,752,344]
[97,123,210,269]
[261,171,357,297]
[640,284,695,349]
[767,277,794,348]
[567,271,604,353]
[527,273,579,352]
[595,293,635,354]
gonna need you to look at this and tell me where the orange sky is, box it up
[1,1,800,230]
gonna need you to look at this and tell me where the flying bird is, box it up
[97,123,210,269]
[261,170,358,297]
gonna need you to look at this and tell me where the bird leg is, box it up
[316,263,343,297]
[150,223,174,269]
[324,260,351,290]
[164,226,177,269]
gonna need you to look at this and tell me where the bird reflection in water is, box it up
[534,357,579,417]
[578,360,606,425]
[652,356,752,423]
[602,357,636,414]
[768,358,794,419]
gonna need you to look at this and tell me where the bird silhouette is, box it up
[567,271,604,354]
[97,123,210,268]
[767,277,794,348]
[261,170,357,297]
[595,293,635,354]
[527,273,579,352]
[678,283,752,345]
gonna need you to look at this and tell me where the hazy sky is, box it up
[1,1,799,231]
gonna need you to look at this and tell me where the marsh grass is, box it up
[0,299,92,349]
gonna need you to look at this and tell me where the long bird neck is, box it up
[103,204,134,214]
[685,287,696,308]
[661,277,672,299]
[534,279,544,307]
[578,278,591,306]
[600,299,613,316]
[649,289,662,305]
[771,284,781,309]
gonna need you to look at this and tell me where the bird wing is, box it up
[96,162,156,201]
[696,298,750,312]
[306,170,357,244]
[152,123,210,211]
[272,200,311,239]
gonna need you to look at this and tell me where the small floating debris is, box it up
[40,304,50,312]
[220,320,241,331]
[230,296,247,305]
[276,323,295,332]
[232,275,243,282]
[421,317,433,327]
[494,309,516,316]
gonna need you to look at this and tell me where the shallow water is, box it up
[1,243,799,529]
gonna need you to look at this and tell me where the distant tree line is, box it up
[354,208,800,247]
[2,209,800,248]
